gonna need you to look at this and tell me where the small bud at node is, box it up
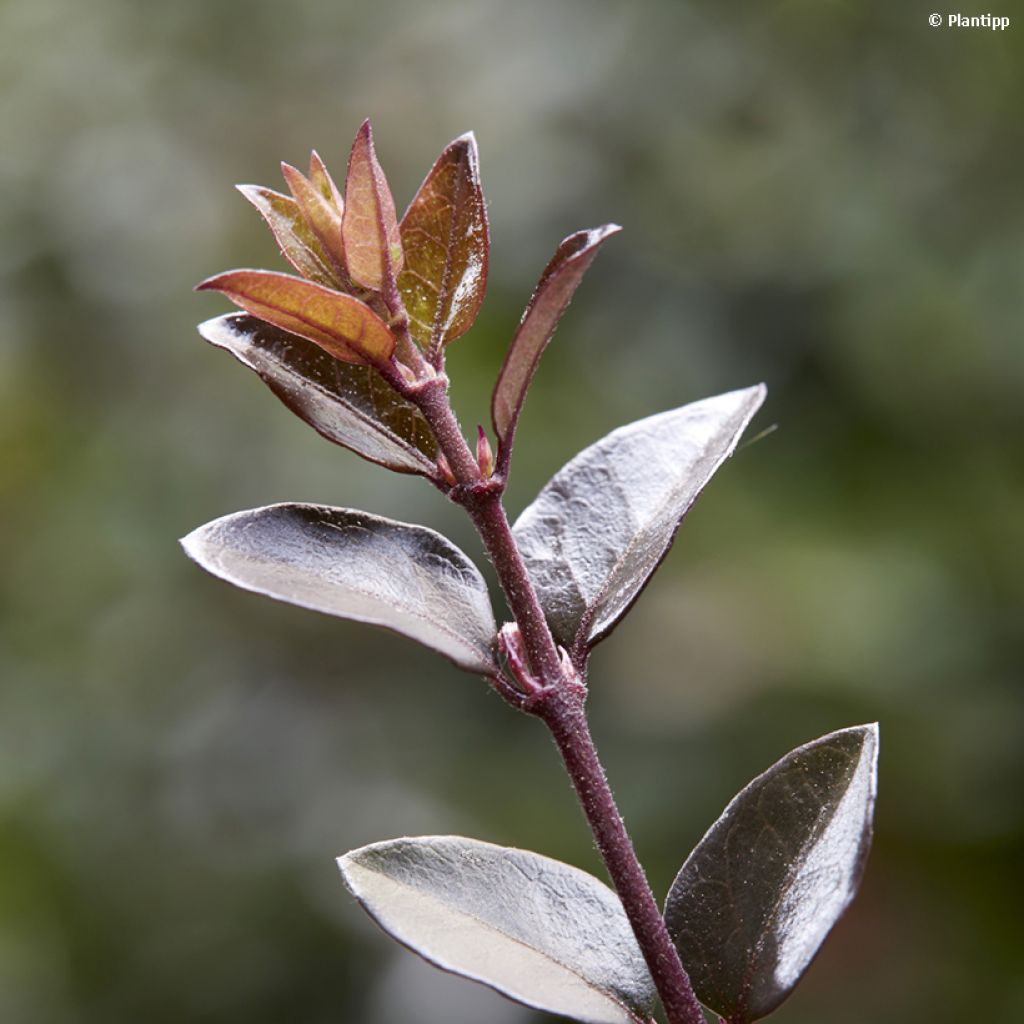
[436,454,457,487]
[476,426,495,478]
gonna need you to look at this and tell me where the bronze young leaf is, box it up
[343,119,404,292]
[398,132,489,357]
[196,269,395,365]
[236,184,340,288]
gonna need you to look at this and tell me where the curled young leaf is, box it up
[198,314,437,476]
[280,162,347,279]
[398,132,489,355]
[339,836,656,1024]
[343,120,403,291]
[196,269,395,366]
[664,725,879,1024]
[236,184,339,288]
[181,504,498,674]
[492,225,620,465]
[512,385,766,657]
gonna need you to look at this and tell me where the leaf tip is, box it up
[194,273,222,293]
[450,130,480,162]
[178,524,206,564]
[354,118,373,146]
[279,161,305,191]
[834,721,879,748]
[196,314,226,341]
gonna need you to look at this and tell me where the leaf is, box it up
[512,385,766,654]
[280,161,347,278]
[197,314,438,476]
[338,836,656,1024]
[236,184,340,288]
[308,149,344,208]
[343,120,403,291]
[181,504,498,674]
[664,725,879,1024]
[398,132,489,355]
[492,225,620,458]
[196,269,395,366]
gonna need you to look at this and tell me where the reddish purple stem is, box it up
[407,378,705,1024]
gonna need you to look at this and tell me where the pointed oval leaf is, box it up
[664,725,879,1024]
[343,120,403,291]
[398,132,489,355]
[309,149,344,209]
[181,504,497,674]
[237,184,340,288]
[198,314,437,476]
[492,225,620,459]
[197,269,395,365]
[280,162,347,279]
[512,385,766,654]
[339,837,655,1024]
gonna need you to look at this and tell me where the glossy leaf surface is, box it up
[182,504,498,674]
[664,725,879,1024]
[343,120,403,291]
[398,132,488,354]
[339,836,655,1024]
[198,314,437,475]
[237,184,339,287]
[513,385,766,653]
[197,269,394,365]
[492,225,619,455]
[280,162,347,277]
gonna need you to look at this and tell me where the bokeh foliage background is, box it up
[1,1,1022,1022]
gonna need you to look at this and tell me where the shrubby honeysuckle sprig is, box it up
[185,120,878,1024]
[197,120,487,392]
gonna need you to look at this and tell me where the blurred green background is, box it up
[2,1,1021,1021]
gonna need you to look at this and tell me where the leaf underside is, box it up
[664,725,879,1024]
[512,385,766,656]
[339,836,656,1024]
[181,504,498,674]
[198,313,437,476]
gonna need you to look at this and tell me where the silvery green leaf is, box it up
[664,724,879,1024]
[198,314,438,477]
[512,385,766,654]
[181,504,497,674]
[338,836,656,1024]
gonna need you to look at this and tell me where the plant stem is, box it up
[465,491,565,686]
[539,686,706,1024]
[407,360,703,1024]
